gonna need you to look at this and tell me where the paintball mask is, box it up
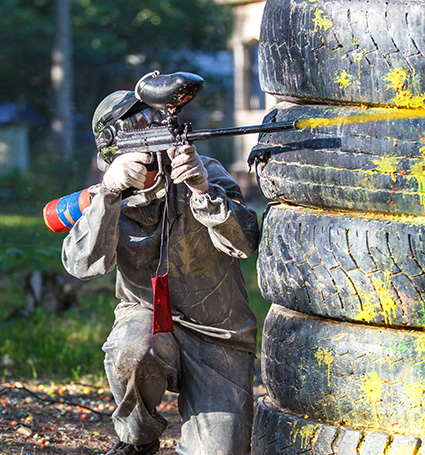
[92,90,163,166]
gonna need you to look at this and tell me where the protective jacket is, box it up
[62,156,259,353]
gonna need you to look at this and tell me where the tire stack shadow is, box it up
[251,0,425,453]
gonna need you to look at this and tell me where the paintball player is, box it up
[61,82,259,455]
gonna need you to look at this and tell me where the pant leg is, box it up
[102,304,181,446]
[175,330,255,455]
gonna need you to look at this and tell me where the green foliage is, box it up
[0,0,233,122]
[0,215,65,248]
[0,151,95,218]
[0,0,54,113]
[72,0,232,60]
[71,0,234,122]
[0,1,235,193]
[0,213,66,321]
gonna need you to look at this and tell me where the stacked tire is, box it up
[251,0,425,453]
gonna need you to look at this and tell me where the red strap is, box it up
[151,273,174,334]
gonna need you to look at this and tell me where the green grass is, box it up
[1,295,116,383]
[0,213,67,249]
[0,211,270,383]
[0,212,116,382]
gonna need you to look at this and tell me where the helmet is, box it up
[92,90,143,136]
[93,86,165,166]
[92,90,146,165]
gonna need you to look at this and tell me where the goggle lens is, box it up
[116,109,163,131]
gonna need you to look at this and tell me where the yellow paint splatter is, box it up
[361,371,384,425]
[312,8,333,32]
[353,52,365,78]
[298,424,318,449]
[409,155,425,206]
[335,70,353,89]
[384,67,408,91]
[372,156,400,183]
[356,275,398,324]
[354,288,378,323]
[290,422,298,440]
[371,275,398,324]
[389,445,421,455]
[315,348,334,386]
[405,382,425,408]
[395,92,425,109]
[295,107,425,132]
[384,67,425,109]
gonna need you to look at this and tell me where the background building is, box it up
[219,0,274,199]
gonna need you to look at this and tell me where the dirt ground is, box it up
[0,378,266,455]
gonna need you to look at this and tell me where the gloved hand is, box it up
[167,145,209,194]
[101,152,152,193]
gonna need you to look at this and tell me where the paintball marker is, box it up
[43,70,300,233]
[114,70,297,174]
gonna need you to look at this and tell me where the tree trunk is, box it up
[51,0,74,164]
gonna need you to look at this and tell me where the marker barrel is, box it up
[43,188,91,233]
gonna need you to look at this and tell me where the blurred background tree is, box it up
[0,0,233,196]
[1,0,232,114]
